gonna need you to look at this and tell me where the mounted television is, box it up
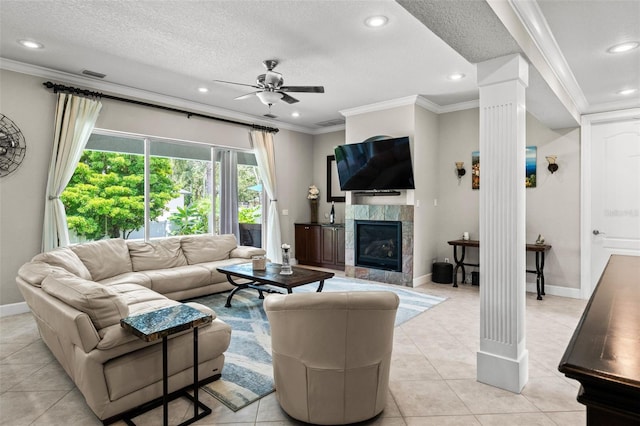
[334,136,415,191]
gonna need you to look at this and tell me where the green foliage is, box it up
[169,197,211,235]
[62,151,178,240]
[238,205,260,224]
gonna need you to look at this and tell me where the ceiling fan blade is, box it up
[280,93,299,104]
[234,91,260,100]
[280,86,325,93]
[213,79,260,89]
[264,113,278,119]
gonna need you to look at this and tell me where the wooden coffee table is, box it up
[217,262,334,307]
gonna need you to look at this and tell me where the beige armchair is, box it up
[264,291,399,425]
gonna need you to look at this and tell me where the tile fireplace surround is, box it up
[345,204,414,286]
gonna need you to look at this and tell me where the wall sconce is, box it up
[546,155,559,173]
[455,162,466,180]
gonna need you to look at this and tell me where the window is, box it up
[62,132,262,246]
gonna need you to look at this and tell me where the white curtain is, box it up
[42,93,102,251]
[250,130,283,263]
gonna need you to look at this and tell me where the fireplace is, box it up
[355,220,402,272]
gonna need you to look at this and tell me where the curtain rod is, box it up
[42,81,279,134]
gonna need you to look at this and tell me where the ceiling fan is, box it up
[214,60,324,116]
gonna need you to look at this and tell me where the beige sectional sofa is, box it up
[16,234,266,423]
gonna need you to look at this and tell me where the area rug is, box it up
[187,277,446,411]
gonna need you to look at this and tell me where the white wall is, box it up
[0,69,314,306]
[435,107,581,291]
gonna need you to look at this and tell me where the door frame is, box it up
[580,108,640,299]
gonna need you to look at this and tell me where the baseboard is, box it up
[413,273,431,288]
[0,301,30,317]
[526,282,582,299]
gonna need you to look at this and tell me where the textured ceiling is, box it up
[0,0,637,133]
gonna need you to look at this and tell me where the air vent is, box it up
[315,118,345,127]
[82,69,106,79]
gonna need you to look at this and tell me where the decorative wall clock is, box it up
[0,113,27,177]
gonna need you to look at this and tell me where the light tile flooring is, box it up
[0,280,588,425]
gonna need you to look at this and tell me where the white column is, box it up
[476,54,529,393]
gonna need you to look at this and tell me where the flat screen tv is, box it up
[334,136,415,191]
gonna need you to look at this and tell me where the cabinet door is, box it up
[321,226,337,264]
[294,224,309,263]
[295,224,321,265]
[335,226,345,268]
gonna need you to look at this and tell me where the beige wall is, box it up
[0,69,314,306]
[0,70,56,306]
[344,103,441,284]
[0,68,582,308]
[413,106,439,281]
[435,108,581,291]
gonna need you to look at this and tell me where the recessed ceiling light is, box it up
[197,87,209,93]
[364,15,388,28]
[607,42,639,54]
[18,39,44,49]
[617,88,637,95]
[291,112,300,118]
[448,73,465,81]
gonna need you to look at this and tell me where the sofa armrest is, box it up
[230,246,267,259]
[17,278,100,352]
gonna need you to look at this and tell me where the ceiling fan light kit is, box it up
[256,91,284,105]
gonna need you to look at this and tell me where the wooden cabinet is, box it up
[294,223,321,265]
[295,223,345,271]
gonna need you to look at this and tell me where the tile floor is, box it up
[0,280,588,425]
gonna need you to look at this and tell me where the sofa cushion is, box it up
[230,245,267,259]
[141,264,212,294]
[32,247,92,280]
[127,238,188,272]
[41,274,129,330]
[71,239,133,281]
[180,234,238,264]
[18,261,77,287]
[98,272,152,289]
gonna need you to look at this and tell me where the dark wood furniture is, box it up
[120,304,213,426]
[295,223,345,270]
[447,239,552,300]
[558,255,640,425]
[217,262,335,307]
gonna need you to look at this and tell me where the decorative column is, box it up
[476,54,529,393]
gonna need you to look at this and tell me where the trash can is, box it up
[432,262,453,284]
[471,271,480,286]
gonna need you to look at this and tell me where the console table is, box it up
[559,255,640,425]
[447,239,552,300]
[120,304,213,426]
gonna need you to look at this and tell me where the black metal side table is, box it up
[120,304,213,426]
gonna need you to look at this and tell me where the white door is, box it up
[589,118,640,293]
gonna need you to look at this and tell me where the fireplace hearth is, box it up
[355,220,402,272]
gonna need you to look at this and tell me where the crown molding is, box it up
[0,58,316,135]
[508,0,589,111]
[486,0,583,125]
[340,94,479,118]
[309,124,346,135]
[438,99,480,113]
[340,95,422,117]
